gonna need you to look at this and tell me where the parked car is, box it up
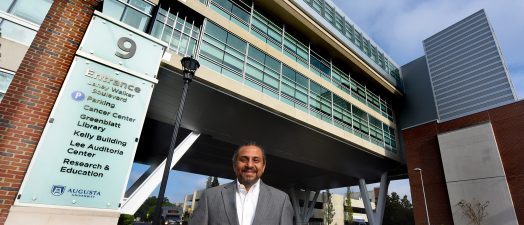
[165,215,182,225]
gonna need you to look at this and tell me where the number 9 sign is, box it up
[115,37,137,59]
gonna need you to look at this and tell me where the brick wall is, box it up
[404,100,524,225]
[489,102,524,223]
[0,0,100,223]
[403,122,454,225]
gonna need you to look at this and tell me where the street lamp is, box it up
[414,168,430,225]
[153,56,200,225]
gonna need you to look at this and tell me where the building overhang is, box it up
[134,64,406,190]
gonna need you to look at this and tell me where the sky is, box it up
[331,0,524,98]
[128,0,523,204]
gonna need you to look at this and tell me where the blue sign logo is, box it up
[71,91,85,101]
[51,185,66,196]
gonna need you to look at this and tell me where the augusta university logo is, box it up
[51,185,66,196]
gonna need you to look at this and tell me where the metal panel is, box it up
[398,56,438,129]
[423,10,516,122]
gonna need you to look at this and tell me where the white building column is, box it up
[120,132,200,214]
[358,172,389,225]
[289,188,320,224]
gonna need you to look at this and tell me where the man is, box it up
[189,143,294,225]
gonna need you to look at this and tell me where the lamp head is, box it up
[180,56,200,81]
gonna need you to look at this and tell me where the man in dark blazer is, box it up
[189,143,294,225]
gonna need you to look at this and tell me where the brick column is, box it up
[0,0,100,223]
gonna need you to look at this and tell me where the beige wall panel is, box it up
[5,206,120,225]
[0,38,29,72]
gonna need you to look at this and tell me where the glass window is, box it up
[103,0,126,23]
[206,22,228,41]
[210,0,250,29]
[200,42,224,63]
[332,66,350,94]
[283,33,308,67]
[333,94,352,129]
[250,12,282,51]
[1,0,15,12]
[121,6,150,31]
[352,105,369,137]
[0,19,36,45]
[246,45,280,95]
[151,7,201,56]
[362,38,370,56]
[370,45,378,62]
[201,22,246,80]
[344,21,354,41]
[8,0,52,24]
[310,53,330,80]
[0,70,15,103]
[334,12,344,32]
[324,4,334,24]
[281,65,308,110]
[226,33,247,52]
[248,45,265,63]
[354,31,362,48]
[128,0,152,13]
[311,0,322,14]
[213,0,232,10]
[310,81,332,121]
[102,0,153,31]
[265,56,280,72]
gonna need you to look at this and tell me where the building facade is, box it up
[400,10,521,225]
[0,0,402,224]
[1,0,522,225]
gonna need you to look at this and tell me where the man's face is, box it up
[234,145,266,187]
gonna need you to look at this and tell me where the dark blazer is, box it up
[188,181,294,225]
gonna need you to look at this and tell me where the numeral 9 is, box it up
[115,37,136,59]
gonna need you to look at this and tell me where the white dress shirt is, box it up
[235,179,260,225]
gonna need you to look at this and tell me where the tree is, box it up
[325,189,335,225]
[206,176,213,189]
[382,192,414,225]
[456,199,489,225]
[135,196,173,222]
[211,176,220,187]
[117,214,134,225]
[344,187,354,225]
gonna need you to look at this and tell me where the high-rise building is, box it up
[400,9,521,225]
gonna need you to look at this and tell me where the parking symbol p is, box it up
[71,91,85,101]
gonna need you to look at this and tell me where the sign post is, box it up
[15,12,166,211]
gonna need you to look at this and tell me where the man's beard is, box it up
[239,168,259,185]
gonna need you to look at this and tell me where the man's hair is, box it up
[232,142,266,165]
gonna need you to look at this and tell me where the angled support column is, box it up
[359,172,389,225]
[289,188,302,224]
[375,172,389,225]
[120,132,200,214]
[359,179,375,225]
[288,188,320,225]
[301,188,309,219]
[305,190,319,221]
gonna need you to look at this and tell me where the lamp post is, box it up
[414,168,430,225]
[152,56,200,225]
